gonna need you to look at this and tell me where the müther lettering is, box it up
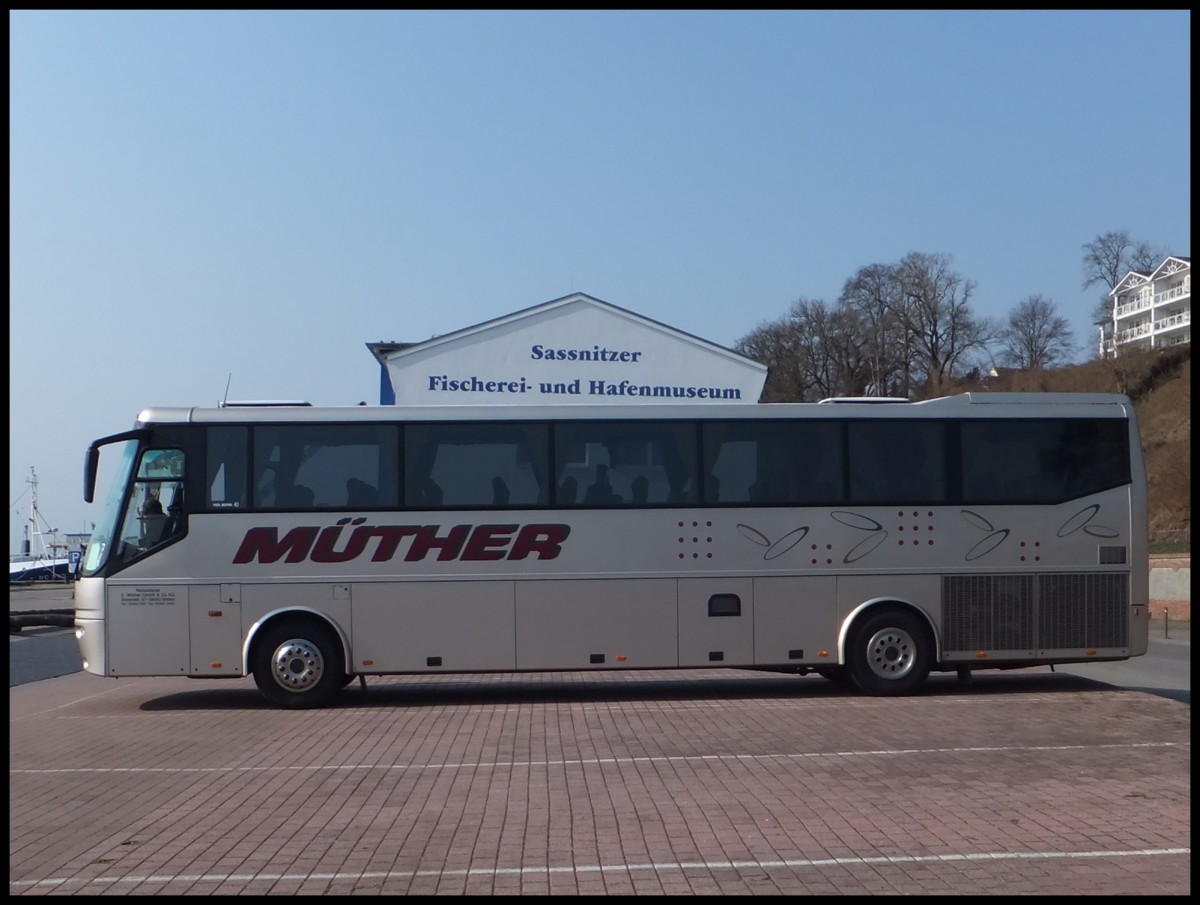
[232,522,571,565]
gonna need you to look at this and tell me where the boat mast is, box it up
[25,467,52,562]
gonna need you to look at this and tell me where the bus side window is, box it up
[630,475,650,504]
[705,474,721,503]
[252,424,398,510]
[278,484,314,507]
[583,464,621,504]
[346,478,378,508]
[848,421,946,504]
[557,476,578,504]
[410,477,444,507]
[491,477,510,505]
[405,423,546,508]
[206,426,248,509]
[704,430,754,504]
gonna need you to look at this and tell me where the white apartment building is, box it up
[1099,255,1190,357]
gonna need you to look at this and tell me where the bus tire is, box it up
[846,608,932,696]
[252,618,344,709]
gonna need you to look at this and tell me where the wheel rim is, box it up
[268,638,325,693]
[864,626,917,681]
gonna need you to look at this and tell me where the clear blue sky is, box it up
[9,9,1191,550]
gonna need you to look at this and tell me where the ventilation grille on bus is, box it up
[943,575,1034,650]
[942,573,1129,651]
[1039,574,1128,649]
[1098,546,1127,565]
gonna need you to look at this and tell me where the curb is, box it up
[9,610,75,632]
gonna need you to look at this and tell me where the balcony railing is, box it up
[1117,322,1153,343]
[1115,299,1151,318]
[1112,278,1190,319]
[1154,310,1191,332]
[1155,283,1190,305]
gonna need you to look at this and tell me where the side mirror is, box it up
[84,446,99,504]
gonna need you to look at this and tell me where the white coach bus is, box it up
[75,393,1149,708]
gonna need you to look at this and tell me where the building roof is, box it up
[367,292,764,371]
[1110,254,1190,297]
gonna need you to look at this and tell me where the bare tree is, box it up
[826,302,875,397]
[839,263,910,396]
[786,298,846,400]
[998,294,1078,370]
[736,297,872,402]
[743,252,997,401]
[1082,230,1170,325]
[734,318,806,402]
[893,252,996,396]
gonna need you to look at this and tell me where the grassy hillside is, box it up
[948,345,1191,552]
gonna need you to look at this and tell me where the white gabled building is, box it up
[367,292,768,406]
[1100,255,1190,357]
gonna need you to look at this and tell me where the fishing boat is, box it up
[9,467,76,583]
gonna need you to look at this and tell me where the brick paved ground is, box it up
[9,668,1191,895]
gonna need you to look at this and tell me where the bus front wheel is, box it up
[846,609,932,696]
[252,618,343,709]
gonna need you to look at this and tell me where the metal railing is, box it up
[1117,322,1154,343]
[1154,310,1191,332]
[1113,279,1190,319]
[1155,283,1190,305]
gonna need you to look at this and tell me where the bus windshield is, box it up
[80,439,139,576]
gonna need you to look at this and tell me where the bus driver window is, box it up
[117,447,185,563]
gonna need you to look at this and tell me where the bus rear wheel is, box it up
[252,618,343,709]
[846,609,931,696]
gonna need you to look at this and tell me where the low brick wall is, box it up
[1149,556,1190,621]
